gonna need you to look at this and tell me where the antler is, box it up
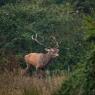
[32,33,59,48]
[51,36,59,48]
[32,33,44,46]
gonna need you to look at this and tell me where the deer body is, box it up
[25,53,52,69]
[22,34,59,76]
[23,48,59,76]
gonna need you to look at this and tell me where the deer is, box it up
[22,33,59,77]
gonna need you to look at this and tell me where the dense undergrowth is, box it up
[0,0,87,71]
[0,71,65,95]
[54,14,95,95]
[0,0,95,95]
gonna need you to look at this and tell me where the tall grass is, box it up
[0,70,66,95]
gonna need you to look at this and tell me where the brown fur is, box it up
[23,48,59,76]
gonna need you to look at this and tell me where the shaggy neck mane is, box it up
[42,53,52,67]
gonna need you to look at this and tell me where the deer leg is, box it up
[36,67,39,75]
[35,67,41,78]
[36,67,46,78]
[25,63,31,73]
[40,68,46,78]
[21,63,30,76]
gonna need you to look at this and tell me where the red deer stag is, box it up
[22,34,59,77]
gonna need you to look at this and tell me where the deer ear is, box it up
[45,48,50,51]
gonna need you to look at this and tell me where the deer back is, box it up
[24,53,44,66]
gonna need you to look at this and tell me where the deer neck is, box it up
[43,53,52,66]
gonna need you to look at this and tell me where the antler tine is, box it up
[35,33,37,39]
[51,36,59,48]
[31,35,34,40]
[31,33,44,46]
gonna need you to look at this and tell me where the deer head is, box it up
[45,48,59,58]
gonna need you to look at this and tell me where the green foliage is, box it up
[54,13,95,95]
[0,1,87,71]
[84,49,95,95]
[54,63,86,95]
[83,14,95,95]
[54,50,95,95]
[67,0,95,14]
[0,0,95,95]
